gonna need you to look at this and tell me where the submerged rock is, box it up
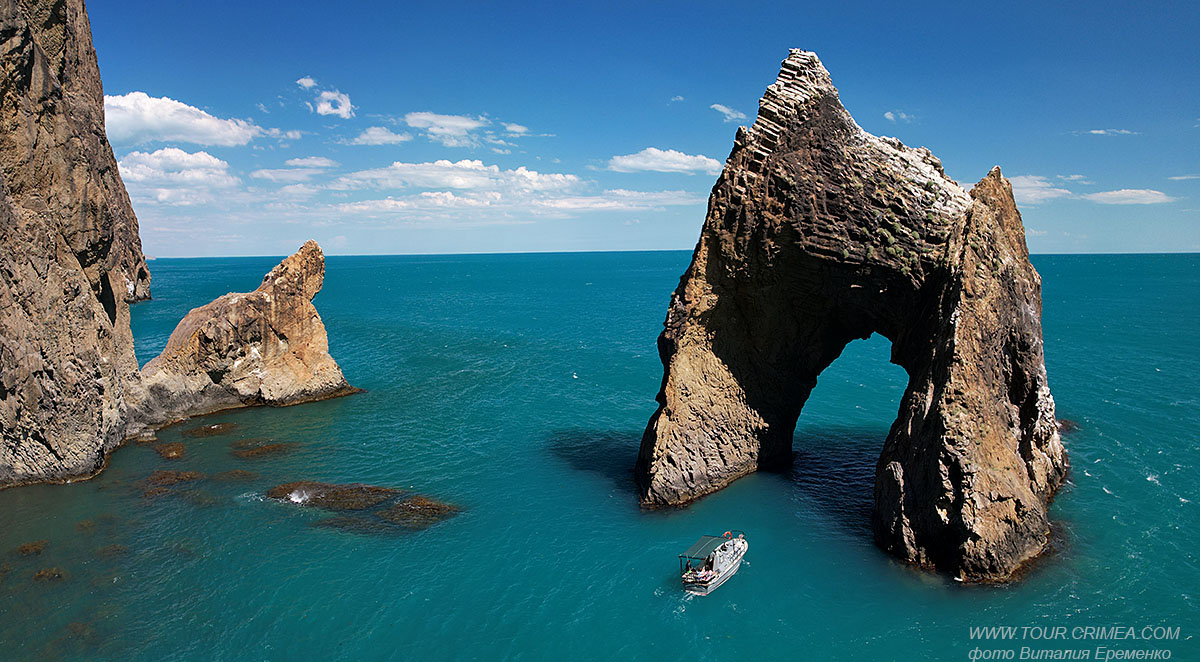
[93,544,128,559]
[1057,419,1080,435]
[32,567,66,582]
[212,469,258,482]
[266,481,399,511]
[635,50,1066,581]
[141,470,204,498]
[230,439,293,459]
[310,516,398,535]
[136,241,359,426]
[181,422,239,439]
[0,0,151,487]
[14,540,47,556]
[376,496,461,530]
[154,442,185,460]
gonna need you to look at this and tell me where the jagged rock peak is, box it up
[259,239,325,301]
[635,49,1066,581]
[135,241,357,427]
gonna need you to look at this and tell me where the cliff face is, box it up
[0,1,353,488]
[137,241,357,425]
[0,0,150,485]
[635,50,1067,580]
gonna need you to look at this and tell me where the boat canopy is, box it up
[680,535,726,560]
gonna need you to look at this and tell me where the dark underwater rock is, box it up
[212,469,258,482]
[14,540,47,556]
[181,422,239,439]
[376,496,462,530]
[154,442,185,460]
[230,439,293,459]
[141,470,204,498]
[310,516,398,535]
[93,544,128,559]
[32,567,66,582]
[266,481,399,511]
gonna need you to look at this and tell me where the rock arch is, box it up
[634,51,1066,581]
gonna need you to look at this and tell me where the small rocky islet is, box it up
[266,481,461,534]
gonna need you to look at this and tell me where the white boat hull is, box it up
[682,539,747,595]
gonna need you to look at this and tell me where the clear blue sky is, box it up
[88,0,1199,256]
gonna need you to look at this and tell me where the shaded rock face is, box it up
[136,241,357,426]
[0,0,150,486]
[635,50,1067,580]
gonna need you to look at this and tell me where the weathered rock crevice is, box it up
[635,50,1067,581]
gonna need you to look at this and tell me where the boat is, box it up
[679,530,748,595]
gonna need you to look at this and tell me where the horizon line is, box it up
[144,247,1200,260]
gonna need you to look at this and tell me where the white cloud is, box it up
[710,103,747,123]
[884,110,913,123]
[296,76,317,89]
[327,157,702,222]
[265,128,303,140]
[105,92,262,146]
[336,188,700,218]
[404,112,488,147]
[1057,174,1091,183]
[285,156,338,168]
[333,159,578,192]
[533,189,702,211]
[278,183,319,198]
[503,123,529,135]
[350,126,413,145]
[315,90,354,119]
[608,147,722,175]
[1009,175,1074,204]
[670,95,685,102]
[117,147,238,205]
[1168,174,1199,181]
[1086,128,1138,136]
[1081,189,1176,204]
[250,168,324,183]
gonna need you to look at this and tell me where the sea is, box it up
[0,251,1196,661]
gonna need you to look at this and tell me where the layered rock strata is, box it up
[635,50,1067,580]
[137,241,357,425]
[0,0,150,485]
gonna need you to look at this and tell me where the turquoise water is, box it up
[1,251,1197,660]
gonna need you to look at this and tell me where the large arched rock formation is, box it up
[635,50,1067,580]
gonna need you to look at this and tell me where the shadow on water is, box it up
[788,426,888,536]
[545,429,641,497]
